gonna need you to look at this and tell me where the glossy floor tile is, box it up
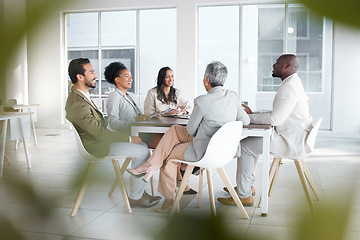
[0,128,359,239]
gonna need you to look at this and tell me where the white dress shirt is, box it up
[143,87,192,115]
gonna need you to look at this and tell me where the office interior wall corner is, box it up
[331,22,360,135]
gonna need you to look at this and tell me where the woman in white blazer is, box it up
[127,61,250,212]
[144,67,192,116]
[104,62,149,144]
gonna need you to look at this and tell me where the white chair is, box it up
[169,121,249,219]
[258,117,323,213]
[70,123,131,216]
[108,149,155,197]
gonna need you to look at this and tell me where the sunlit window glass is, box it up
[198,6,239,96]
[139,9,176,95]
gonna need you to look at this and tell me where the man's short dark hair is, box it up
[68,58,90,84]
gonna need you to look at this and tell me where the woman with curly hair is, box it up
[104,61,149,145]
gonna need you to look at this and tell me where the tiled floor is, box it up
[1,128,359,240]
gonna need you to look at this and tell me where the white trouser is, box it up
[236,137,262,198]
[236,134,289,198]
[109,142,150,200]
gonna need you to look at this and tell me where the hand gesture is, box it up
[135,114,150,121]
[242,104,253,114]
[168,108,184,116]
[130,136,142,144]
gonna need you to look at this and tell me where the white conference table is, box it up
[0,112,32,178]
[131,116,272,216]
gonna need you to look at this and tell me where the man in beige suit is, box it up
[218,54,313,206]
[65,58,160,208]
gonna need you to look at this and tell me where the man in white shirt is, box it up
[218,54,313,206]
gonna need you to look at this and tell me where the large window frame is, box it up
[64,7,176,114]
[197,2,333,129]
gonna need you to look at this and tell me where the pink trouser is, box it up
[147,125,193,199]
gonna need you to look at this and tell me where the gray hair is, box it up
[204,61,228,87]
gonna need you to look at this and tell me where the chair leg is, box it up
[268,158,282,196]
[149,149,155,196]
[150,176,155,196]
[302,161,321,201]
[15,139,19,150]
[206,169,216,217]
[198,168,204,208]
[257,157,282,208]
[108,158,131,196]
[170,165,194,217]
[217,168,249,219]
[111,159,131,213]
[29,112,37,145]
[71,161,97,216]
[4,153,11,164]
[294,160,316,213]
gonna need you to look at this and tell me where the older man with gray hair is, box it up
[127,61,250,212]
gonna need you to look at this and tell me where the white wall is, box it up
[26,9,64,127]
[2,0,28,105]
[4,0,360,136]
[332,22,360,136]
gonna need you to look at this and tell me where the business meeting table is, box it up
[0,112,32,178]
[131,116,272,217]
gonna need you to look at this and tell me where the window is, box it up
[139,9,176,95]
[198,3,332,129]
[65,8,176,113]
[198,6,239,96]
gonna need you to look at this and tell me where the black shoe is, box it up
[183,188,197,195]
[128,191,161,208]
[180,166,201,176]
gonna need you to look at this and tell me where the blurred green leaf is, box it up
[295,204,350,240]
[0,218,24,240]
[0,0,69,102]
[158,213,241,240]
[300,0,360,28]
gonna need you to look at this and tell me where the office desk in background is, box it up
[0,112,32,178]
[131,117,272,216]
[4,104,39,145]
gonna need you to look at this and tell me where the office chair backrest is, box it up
[6,99,17,106]
[306,117,323,152]
[196,121,243,169]
[70,123,98,161]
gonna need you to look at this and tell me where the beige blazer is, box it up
[65,86,128,158]
[249,73,313,157]
[143,87,192,115]
[184,86,250,161]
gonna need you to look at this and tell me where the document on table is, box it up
[150,109,173,118]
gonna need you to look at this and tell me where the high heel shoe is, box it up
[126,161,151,178]
[142,166,156,183]
[126,168,147,178]
[154,199,178,213]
